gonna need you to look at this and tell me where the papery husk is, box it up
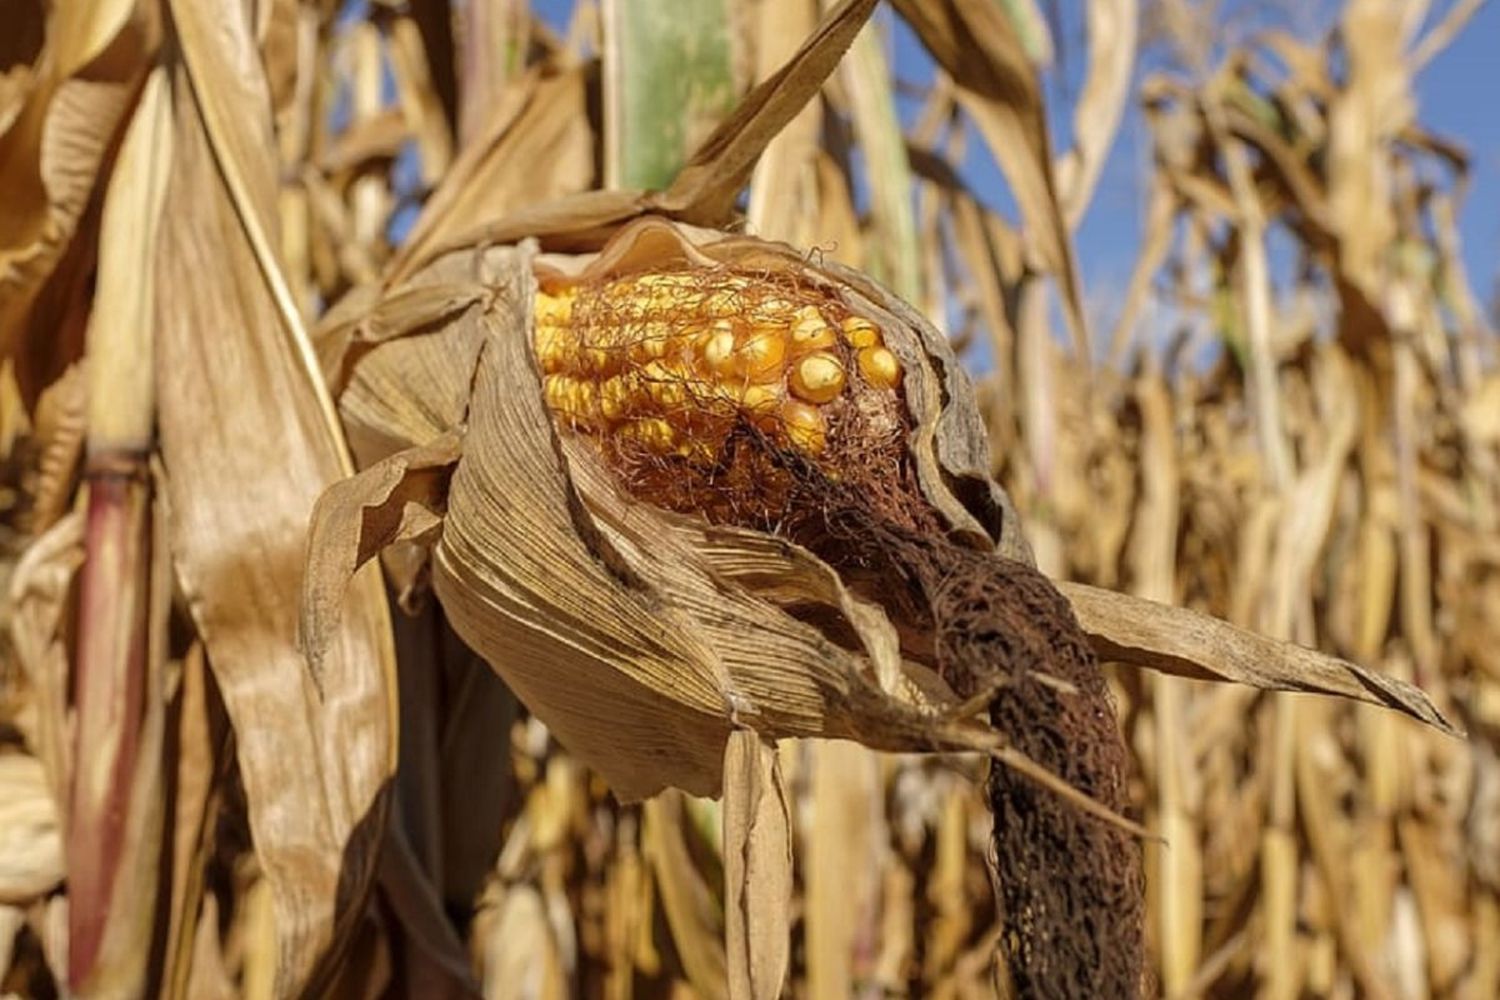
[307,215,1456,808]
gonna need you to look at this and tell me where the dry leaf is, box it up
[722,730,791,1000]
[156,3,399,992]
[0,753,63,904]
[1062,582,1459,735]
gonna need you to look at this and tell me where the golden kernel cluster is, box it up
[532,270,902,460]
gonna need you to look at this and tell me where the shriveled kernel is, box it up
[856,346,902,390]
[789,307,837,356]
[779,401,826,455]
[737,328,787,380]
[842,315,881,349]
[789,352,846,404]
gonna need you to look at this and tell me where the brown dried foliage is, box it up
[0,0,1490,998]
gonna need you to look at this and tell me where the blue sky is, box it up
[530,0,1498,332]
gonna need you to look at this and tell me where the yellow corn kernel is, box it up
[543,374,570,411]
[534,325,571,374]
[582,341,619,375]
[535,288,574,326]
[695,379,744,412]
[789,352,846,405]
[741,383,783,416]
[789,307,837,356]
[676,439,718,465]
[703,278,750,316]
[599,374,632,421]
[779,401,826,455]
[700,320,738,376]
[627,321,673,364]
[535,277,897,466]
[737,327,787,380]
[856,346,901,390]
[623,272,697,305]
[642,359,691,410]
[621,417,677,453]
[842,315,881,349]
[570,380,601,424]
[748,295,796,324]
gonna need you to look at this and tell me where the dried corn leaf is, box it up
[836,20,919,302]
[803,741,878,997]
[474,884,568,1000]
[722,730,791,1000]
[744,0,820,246]
[0,2,145,399]
[1061,582,1459,735]
[302,432,459,675]
[0,753,62,904]
[1054,0,1137,229]
[1326,0,1413,348]
[644,792,727,999]
[4,507,81,803]
[155,3,399,993]
[890,0,1089,358]
[391,68,594,284]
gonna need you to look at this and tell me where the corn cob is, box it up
[532,269,902,463]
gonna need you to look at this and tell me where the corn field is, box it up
[0,0,1495,997]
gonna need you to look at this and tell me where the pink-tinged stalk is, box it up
[67,456,152,989]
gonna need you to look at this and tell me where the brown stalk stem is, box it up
[67,452,153,989]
